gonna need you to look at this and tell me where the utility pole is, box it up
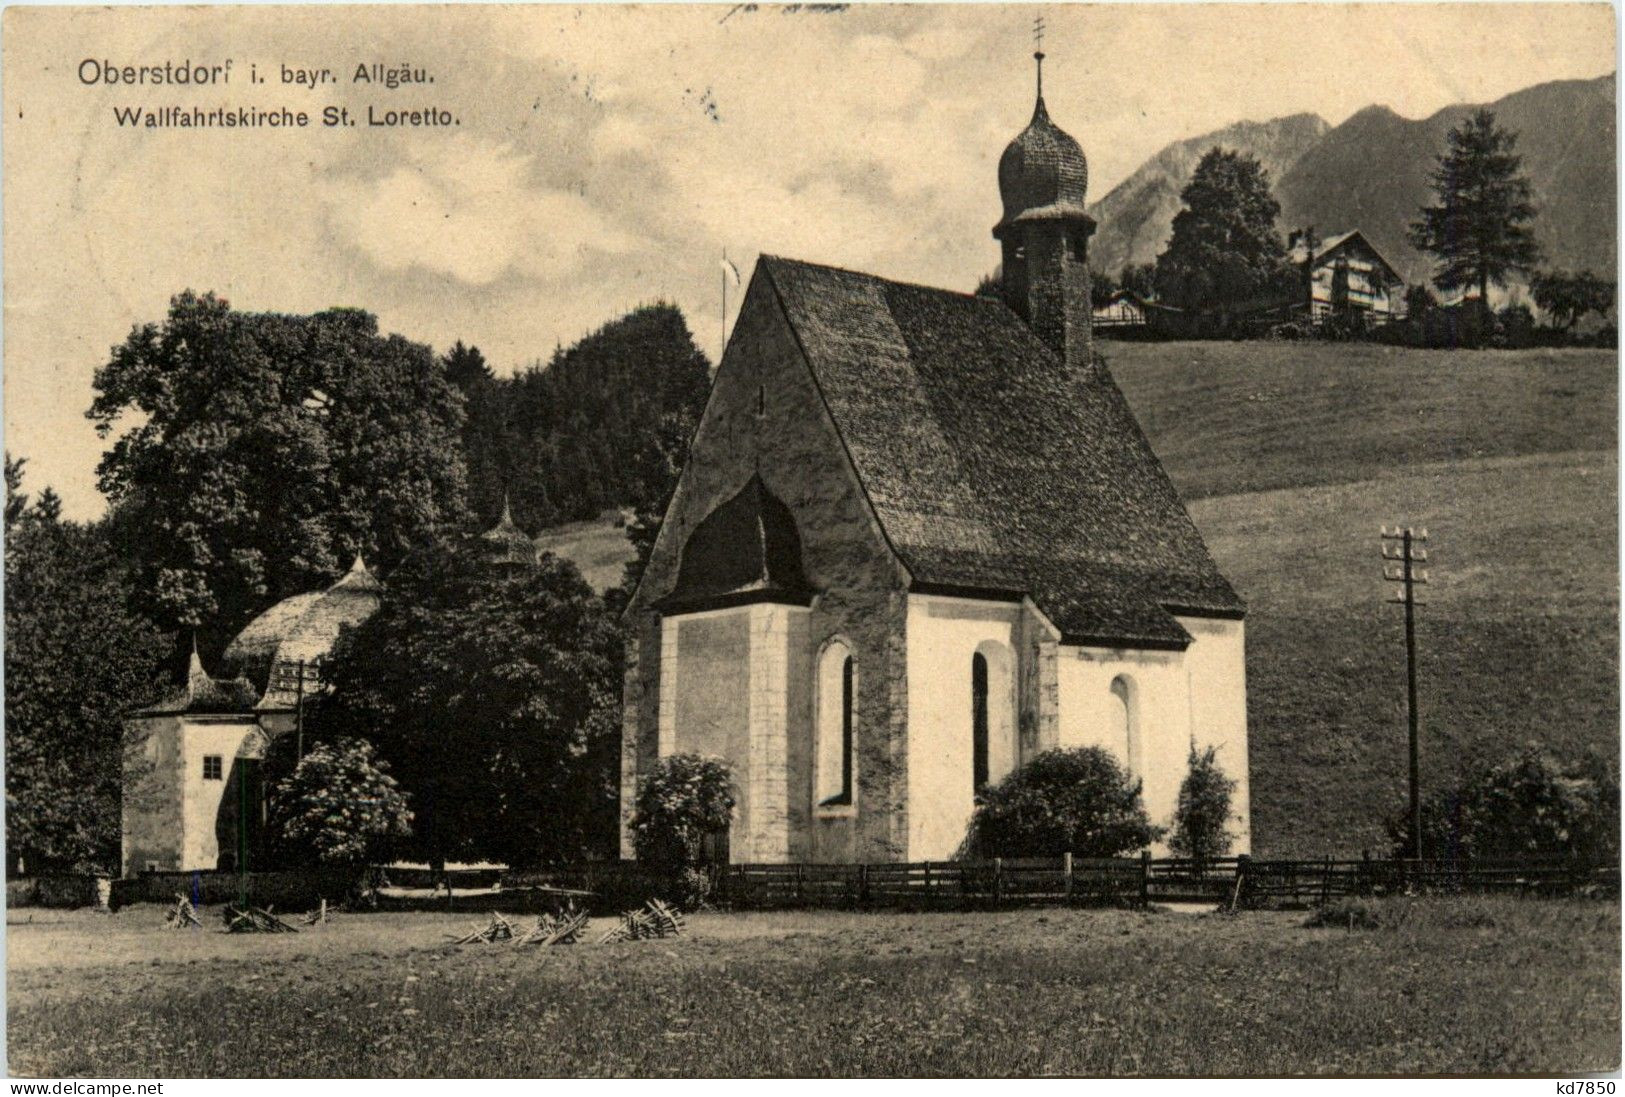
[1381,525,1429,859]
[293,658,307,762]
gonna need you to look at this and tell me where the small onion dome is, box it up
[994,92,1089,238]
[480,496,539,570]
[221,555,383,705]
[656,473,812,614]
[137,643,260,716]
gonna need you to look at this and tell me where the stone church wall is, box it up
[624,272,911,863]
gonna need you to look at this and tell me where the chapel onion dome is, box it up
[220,554,384,705]
[994,54,1090,239]
[479,496,540,571]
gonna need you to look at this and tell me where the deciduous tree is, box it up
[88,293,469,650]
[1154,148,1295,314]
[314,535,622,872]
[4,455,170,873]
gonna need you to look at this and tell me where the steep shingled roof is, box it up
[760,256,1243,646]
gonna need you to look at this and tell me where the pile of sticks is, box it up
[164,893,202,929]
[223,903,300,933]
[514,908,588,947]
[596,898,686,944]
[448,912,519,945]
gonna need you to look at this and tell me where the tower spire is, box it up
[1033,14,1046,101]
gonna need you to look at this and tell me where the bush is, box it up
[1390,744,1619,862]
[967,747,1162,858]
[1169,741,1237,861]
[631,754,735,873]
[271,738,413,872]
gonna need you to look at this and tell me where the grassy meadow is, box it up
[544,340,1618,857]
[8,898,1619,1076]
[1106,341,1618,856]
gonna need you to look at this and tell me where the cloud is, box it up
[320,135,642,287]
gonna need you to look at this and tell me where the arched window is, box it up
[972,652,989,792]
[1110,675,1138,776]
[816,641,855,807]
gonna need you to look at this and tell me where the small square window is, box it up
[202,755,223,781]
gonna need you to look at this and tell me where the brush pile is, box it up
[163,893,202,929]
[223,903,300,933]
[596,898,686,944]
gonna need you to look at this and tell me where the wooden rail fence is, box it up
[716,853,1619,912]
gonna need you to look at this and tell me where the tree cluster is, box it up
[310,533,624,871]
[88,293,470,654]
[4,456,171,873]
[447,305,711,540]
[1392,745,1618,863]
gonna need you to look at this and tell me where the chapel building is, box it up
[620,58,1250,863]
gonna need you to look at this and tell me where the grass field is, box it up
[543,341,1617,857]
[7,898,1617,1076]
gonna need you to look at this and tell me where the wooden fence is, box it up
[717,854,1146,909]
[718,853,1620,912]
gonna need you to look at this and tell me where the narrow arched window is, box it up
[972,652,989,792]
[817,642,855,807]
[1110,675,1137,776]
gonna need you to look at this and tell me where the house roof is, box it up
[137,648,261,717]
[1288,230,1404,285]
[760,256,1243,646]
[221,555,383,703]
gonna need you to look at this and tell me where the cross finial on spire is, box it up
[1033,15,1046,99]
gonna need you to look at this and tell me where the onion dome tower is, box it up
[993,49,1096,371]
[480,495,539,573]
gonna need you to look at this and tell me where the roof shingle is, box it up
[762,256,1243,646]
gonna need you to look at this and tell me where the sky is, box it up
[3,2,1616,519]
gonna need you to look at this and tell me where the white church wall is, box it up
[658,603,807,863]
[1175,615,1250,854]
[1056,644,1190,850]
[1055,619,1249,855]
[904,593,1020,860]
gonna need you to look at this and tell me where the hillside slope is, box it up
[1276,73,1617,286]
[1087,113,1329,275]
[1108,341,1618,856]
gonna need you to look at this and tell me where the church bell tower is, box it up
[993,50,1096,372]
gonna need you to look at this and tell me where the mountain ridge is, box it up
[1088,73,1617,286]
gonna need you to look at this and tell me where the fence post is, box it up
[1232,853,1251,911]
[1139,850,1151,907]
[993,857,1004,905]
[858,863,869,908]
[1320,854,1334,906]
[1361,849,1372,897]
[1063,852,1074,904]
[795,863,804,905]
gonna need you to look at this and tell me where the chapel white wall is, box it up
[1055,617,1248,855]
[904,593,1020,861]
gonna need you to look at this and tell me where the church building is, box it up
[621,57,1249,863]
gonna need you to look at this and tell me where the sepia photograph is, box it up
[1,1,1619,1080]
